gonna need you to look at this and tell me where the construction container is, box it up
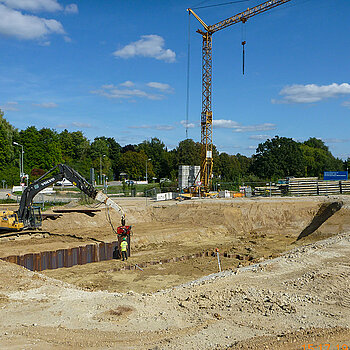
[178,165,200,189]
[219,190,231,198]
[156,192,175,201]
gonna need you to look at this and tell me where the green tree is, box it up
[58,129,91,164]
[304,137,329,152]
[251,136,304,179]
[119,151,154,180]
[216,153,241,181]
[175,139,201,166]
[137,138,167,179]
[300,138,343,177]
[19,127,62,173]
[106,137,121,179]
[0,109,17,170]
[91,136,122,180]
[0,110,19,185]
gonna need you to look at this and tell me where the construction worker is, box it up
[120,237,128,261]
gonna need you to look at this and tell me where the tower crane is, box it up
[187,0,292,193]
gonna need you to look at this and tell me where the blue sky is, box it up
[0,0,349,159]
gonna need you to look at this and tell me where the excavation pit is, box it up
[1,197,349,293]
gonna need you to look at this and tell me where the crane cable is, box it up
[185,11,191,139]
[241,19,246,75]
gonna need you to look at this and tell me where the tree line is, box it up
[0,109,348,187]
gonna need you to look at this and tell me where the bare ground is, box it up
[0,196,349,349]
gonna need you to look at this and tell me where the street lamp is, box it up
[13,142,24,180]
[145,158,151,183]
[100,154,106,185]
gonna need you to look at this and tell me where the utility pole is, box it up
[146,158,151,183]
[13,142,24,181]
[100,154,105,185]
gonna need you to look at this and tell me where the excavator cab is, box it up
[28,206,42,229]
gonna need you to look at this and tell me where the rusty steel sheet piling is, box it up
[0,241,119,272]
[1,246,251,273]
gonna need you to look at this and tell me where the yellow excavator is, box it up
[0,164,125,232]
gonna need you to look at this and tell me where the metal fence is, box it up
[214,179,350,197]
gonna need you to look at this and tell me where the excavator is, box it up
[0,164,126,232]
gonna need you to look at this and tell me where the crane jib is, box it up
[209,0,292,33]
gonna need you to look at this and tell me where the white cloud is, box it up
[72,121,92,128]
[216,144,241,151]
[342,100,350,108]
[92,82,171,101]
[128,125,154,129]
[38,40,50,46]
[180,120,196,129]
[64,3,77,14]
[0,101,19,111]
[56,123,68,128]
[213,119,276,133]
[92,87,161,100]
[147,82,172,92]
[101,84,115,89]
[0,0,62,12]
[56,122,93,129]
[155,125,174,130]
[213,119,239,128]
[272,83,350,104]
[120,81,134,88]
[233,123,276,133]
[0,3,65,40]
[337,153,350,160]
[160,125,175,131]
[323,138,350,144]
[32,102,57,108]
[128,124,174,131]
[249,134,271,140]
[113,35,176,63]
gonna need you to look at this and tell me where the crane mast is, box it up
[188,0,292,193]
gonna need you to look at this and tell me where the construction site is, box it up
[0,193,350,349]
[0,0,349,349]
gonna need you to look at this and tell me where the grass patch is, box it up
[34,201,70,211]
[0,198,17,204]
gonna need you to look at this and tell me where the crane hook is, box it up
[242,40,246,75]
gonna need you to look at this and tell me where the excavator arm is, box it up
[17,164,125,229]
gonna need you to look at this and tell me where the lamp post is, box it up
[146,158,151,184]
[100,154,106,185]
[13,142,24,180]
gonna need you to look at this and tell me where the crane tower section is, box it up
[188,0,292,193]
[201,31,213,192]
